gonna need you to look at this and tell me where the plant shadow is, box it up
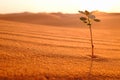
[86,55,108,79]
[87,57,94,78]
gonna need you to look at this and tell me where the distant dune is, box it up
[0,12,80,27]
[0,12,120,29]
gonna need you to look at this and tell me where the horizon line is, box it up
[0,11,120,14]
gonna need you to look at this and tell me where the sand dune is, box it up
[0,12,120,29]
[0,12,80,27]
[0,12,120,80]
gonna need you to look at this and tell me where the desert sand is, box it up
[0,12,120,80]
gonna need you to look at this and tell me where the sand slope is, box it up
[0,12,120,29]
[0,13,120,80]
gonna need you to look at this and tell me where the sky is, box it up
[0,0,120,14]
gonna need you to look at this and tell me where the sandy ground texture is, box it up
[0,13,120,80]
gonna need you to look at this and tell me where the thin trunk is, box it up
[89,25,94,57]
[88,18,94,58]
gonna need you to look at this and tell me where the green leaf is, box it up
[87,23,91,26]
[80,17,87,21]
[78,11,85,14]
[88,15,96,19]
[94,19,100,22]
[85,10,90,16]
[83,21,87,23]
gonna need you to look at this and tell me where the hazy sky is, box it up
[0,0,120,13]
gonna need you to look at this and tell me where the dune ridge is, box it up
[0,12,120,29]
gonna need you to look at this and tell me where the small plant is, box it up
[78,10,100,58]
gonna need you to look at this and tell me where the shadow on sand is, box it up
[86,55,108,80]
[87,57,94,78]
